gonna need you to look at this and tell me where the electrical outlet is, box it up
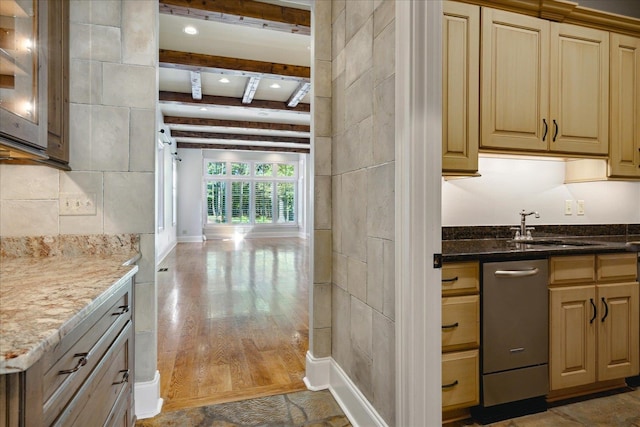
[60,193,97,216]
[577,200,585,216]
[564,200,573,215]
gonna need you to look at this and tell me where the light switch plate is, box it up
[577,200,585,216]
[564,200,572,215]
[60,193,97,216]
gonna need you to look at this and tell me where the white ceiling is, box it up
[158,2,312,133]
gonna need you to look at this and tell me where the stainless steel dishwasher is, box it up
[474,259,549,422]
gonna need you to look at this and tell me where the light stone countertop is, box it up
[0,254,139,374]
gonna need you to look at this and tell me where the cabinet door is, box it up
[549,285,596,390]
[597,282,639,381]
[549,23,609,155]
[609,33,640,178]
[442,1,479,174]
[481,8,549,152]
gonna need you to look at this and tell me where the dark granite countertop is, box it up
[443,234,640,262]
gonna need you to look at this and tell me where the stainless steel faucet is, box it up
[513,209,540,240]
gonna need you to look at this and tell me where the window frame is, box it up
[202,159,299,228]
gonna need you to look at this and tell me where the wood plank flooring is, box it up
[156,237,309,412]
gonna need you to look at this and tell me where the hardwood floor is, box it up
[156,237,309,412]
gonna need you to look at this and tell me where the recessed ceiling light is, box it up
[199,107,208,111]
[183,25,198,35]
[219,77,230,84]
[270,83,281,89]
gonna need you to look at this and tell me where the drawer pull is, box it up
[112,305,130,316]
[442,276,458,283]
[442,380,459,389]
[442,322,459,330]
[59,353,89,375]
[113,369,130,385]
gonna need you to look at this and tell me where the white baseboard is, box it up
[304,353,387,427]
[303,351,330,390]
[157,240,177,265]
[135,370,163,420]
[177,235,204,243]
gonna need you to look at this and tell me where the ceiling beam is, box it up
[159,0,311,36]
[163,116,310,132]
[190,71,202,100]
[242,76,261,104]
[159,49,310,81]
[177,142,309,154]
[159,91,311,112]
[171,130,309,144]
[287,81,311,107]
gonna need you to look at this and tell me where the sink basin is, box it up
[511,239,599,247]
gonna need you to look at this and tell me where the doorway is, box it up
[155,0,313,412]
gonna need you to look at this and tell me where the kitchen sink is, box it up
[515,239,599,247]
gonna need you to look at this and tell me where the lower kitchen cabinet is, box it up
[549,254,639,394]
[442,262,480,420]
[442,349,480,411]
[0,279,134,427]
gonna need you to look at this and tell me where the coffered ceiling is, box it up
[158,0,312,153]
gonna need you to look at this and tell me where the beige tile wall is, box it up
[312,0,333,358]
[0,0,158,383]
[330,0,396,424]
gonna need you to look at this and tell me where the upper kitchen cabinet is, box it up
[481,8,550,152]
[549,24,609,155]
[0,0,69,168]
[609,33,640,178]
[481,8,609,156]
[442,1,480,176]
[0,0,47,156]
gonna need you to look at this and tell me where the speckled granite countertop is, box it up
[0,234,140,374]
[443,234,640,262]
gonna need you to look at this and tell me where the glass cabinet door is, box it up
[0,0,45,150]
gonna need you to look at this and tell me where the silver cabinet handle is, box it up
[494,268,539,278]
[58,353,89,375]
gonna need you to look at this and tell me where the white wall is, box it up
[176,148,204,241]
[156,121,178,261]
[442,157,640,226]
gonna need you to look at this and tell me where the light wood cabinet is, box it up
[481,8,550,152]
[442,261,480,418]
[609,33,640,178]
[481,7,609,156]
[0,279,135,427]
[442,1,480,175]
[549,23,609,155]
[549,254,639,393]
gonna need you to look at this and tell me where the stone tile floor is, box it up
[136,386,640,426]
[453,387,640,426]
[135,389,351,427]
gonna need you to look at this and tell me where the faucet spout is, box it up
[518,210,540,239]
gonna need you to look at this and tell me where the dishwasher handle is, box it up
[494,267,540,278]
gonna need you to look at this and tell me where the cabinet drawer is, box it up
[597,253,638,282]
[442,295,479,351]
[442,349,479,411]
[54,321,132,427]
[43,280,132,426]
[549,255,595,285]
[442,262,479,295]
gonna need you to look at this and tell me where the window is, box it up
[204,159,298,226]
